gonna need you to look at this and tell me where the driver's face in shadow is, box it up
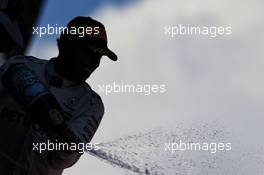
[63,41,102,80]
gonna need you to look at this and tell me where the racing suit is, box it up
[0,55,104,175]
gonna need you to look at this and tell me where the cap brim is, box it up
[88,45,118,61]
[102,48,118,61]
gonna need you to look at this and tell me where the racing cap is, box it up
[60,16,118,61]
